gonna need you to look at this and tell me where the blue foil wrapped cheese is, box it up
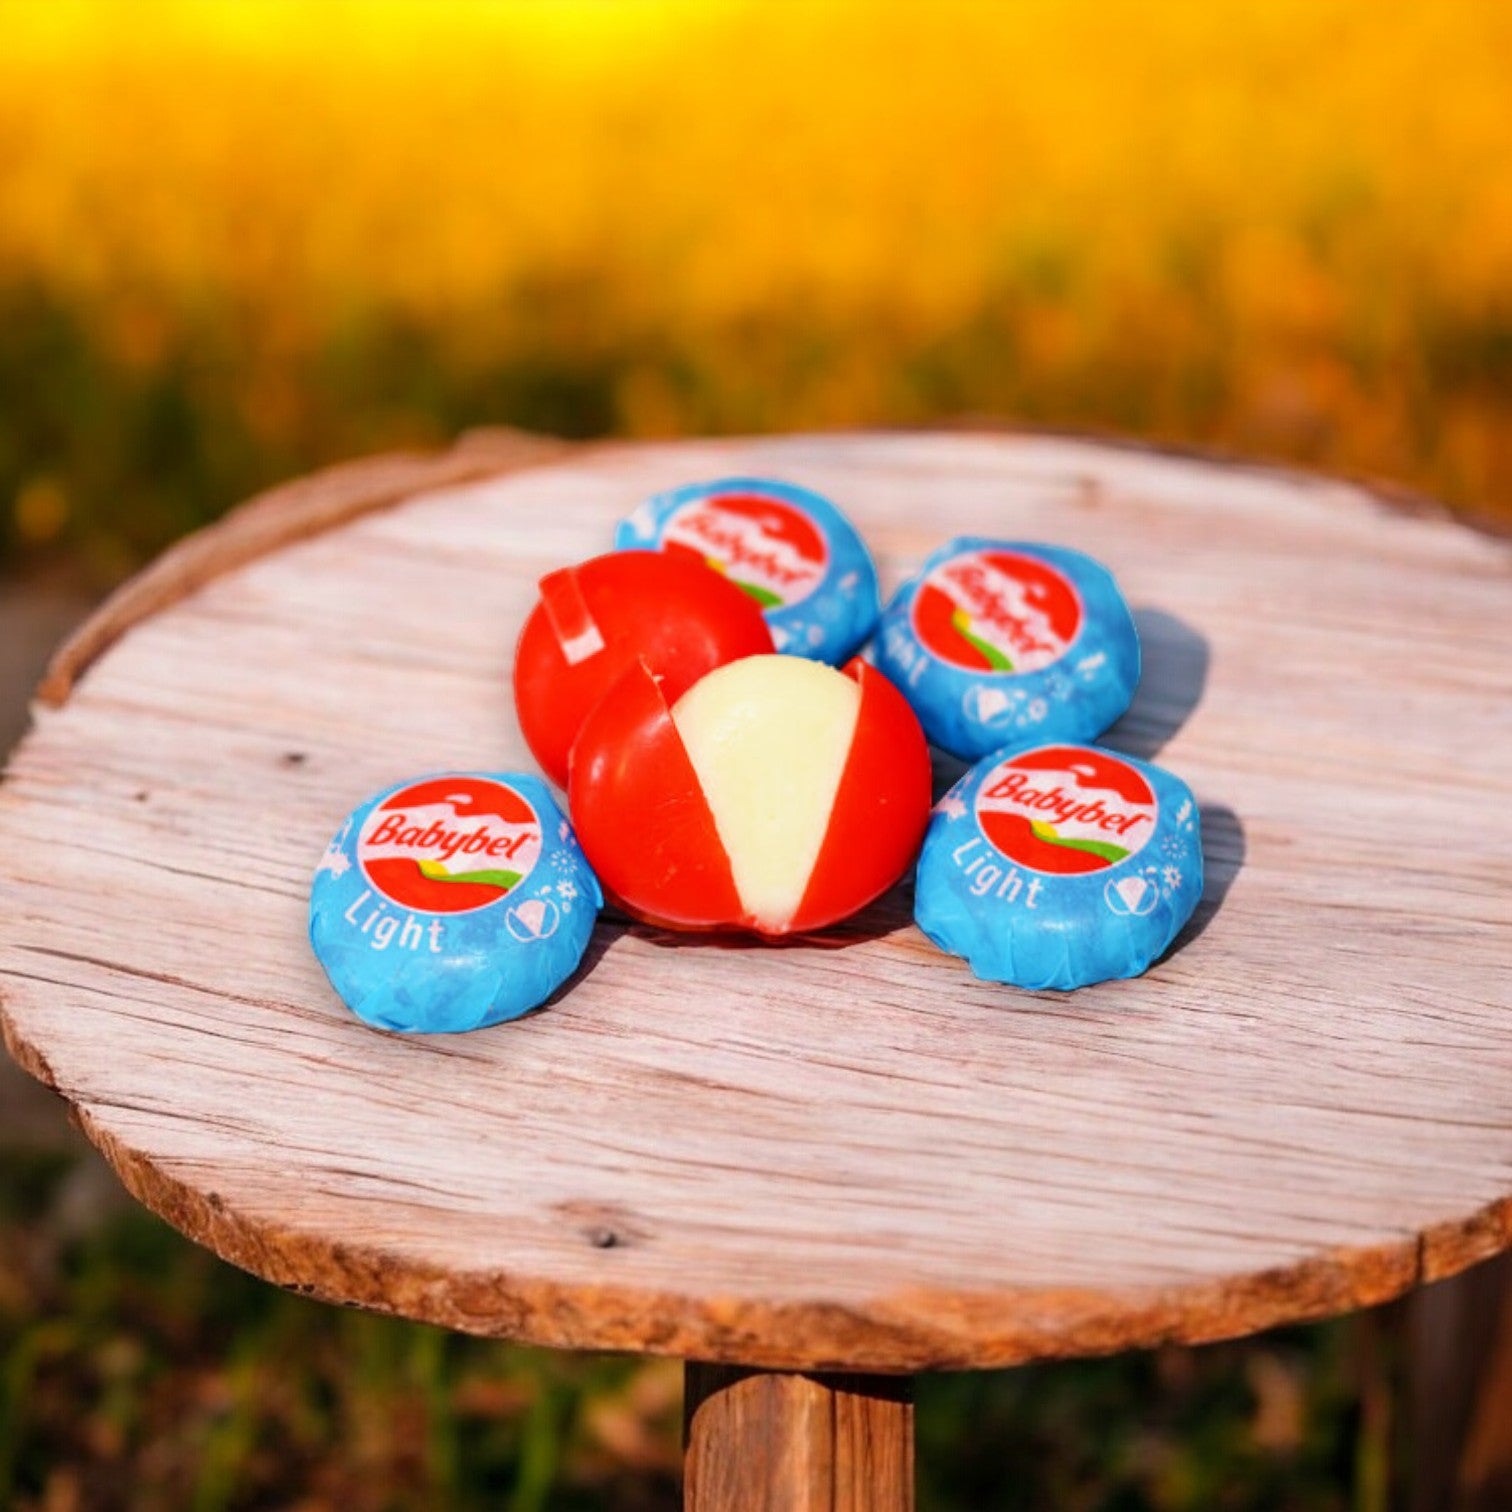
[309,772,602,1033]
[614,477,880,664]
[875,537,1140,760]
[915,743,1203,991]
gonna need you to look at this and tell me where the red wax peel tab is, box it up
[513,549,775,788]
[569,653,932,934]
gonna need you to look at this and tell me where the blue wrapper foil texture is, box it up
[875,537,1140,759]
[309,772,602,1033]
[915,743,1203,991]
[614,476,880,664]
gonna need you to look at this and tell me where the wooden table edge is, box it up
[4,1001,1509,1374]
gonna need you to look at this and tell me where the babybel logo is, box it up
[358,776,541,914]
[974,745,1156,875]
[912,548,1081,674]
[662,489,828,609]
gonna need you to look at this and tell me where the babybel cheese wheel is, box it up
[309,772,602,1032]
[914,743,1203,991]
[875,538,1140,760]
[614,477,881,665]
[569,653,931,934]
[513,549,774,789]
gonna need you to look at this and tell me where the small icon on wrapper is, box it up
[1104,874,1158,917]
[506,898,561,941]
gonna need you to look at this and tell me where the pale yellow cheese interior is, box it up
[670,655,861,931]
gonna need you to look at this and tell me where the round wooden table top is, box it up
[2,430,1509,1373]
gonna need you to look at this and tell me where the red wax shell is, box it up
[789,659,933,932]
[568,660,742,929]
[569,655,932,935]
[513,549,774,789]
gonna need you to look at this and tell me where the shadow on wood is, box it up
[1104,606,1209,760]
[1163,802,1246,958]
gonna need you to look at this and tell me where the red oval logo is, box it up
[662,491,829,609]
[913,549,1081,673]
[974,746,1155,874]
[358,777,541,913]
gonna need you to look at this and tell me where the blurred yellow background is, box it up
[4,0,1512,577]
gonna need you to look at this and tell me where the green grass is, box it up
[0,290,620,583]
[0,1144,1402,1511]
[4,277,1511,592]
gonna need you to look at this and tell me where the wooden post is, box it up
[1408,1253,1512,1512]
[683,1363,914,1511]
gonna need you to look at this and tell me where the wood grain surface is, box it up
[34,427,568,709]
[1,431,1510,1372]
[684,1365,913,1511]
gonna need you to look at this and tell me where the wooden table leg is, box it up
[1408,1251,1512,1512]
[683,1363,914,1511]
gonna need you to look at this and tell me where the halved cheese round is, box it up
[670,656,861,932]
[568,653,931,935]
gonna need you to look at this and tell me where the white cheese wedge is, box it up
[670,655,861,931]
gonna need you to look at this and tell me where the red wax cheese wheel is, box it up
[567,658,744,930]
[569,654,931,934]
[512,550,774,788]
